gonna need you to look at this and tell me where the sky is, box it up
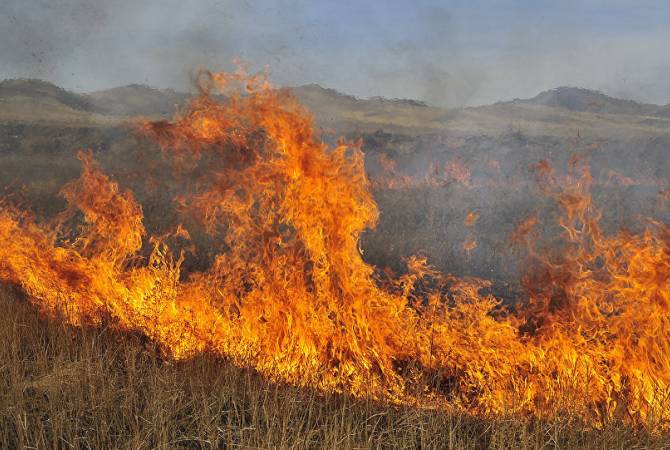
[2,0,670,107]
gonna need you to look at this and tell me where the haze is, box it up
[3,0,670,107]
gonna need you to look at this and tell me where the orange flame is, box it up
[0,67,669,429]
[373,154,474,190]
[465,211,479,227]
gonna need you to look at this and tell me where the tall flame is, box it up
[0,67,669,429]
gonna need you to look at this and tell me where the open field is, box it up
[1,79,670,448]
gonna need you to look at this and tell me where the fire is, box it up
[374,155,473,190]
[1,67,669,429]
[462,237,477,256]
[604,169,640,187]
[464,211,479,227]
[443,158,471,187]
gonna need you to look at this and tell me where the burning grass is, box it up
[1,289,668,449]
[1,65,670,443]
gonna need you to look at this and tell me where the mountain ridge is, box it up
[3,78,670,137]
[3,77,669,116]
[87,84,190,117]
[0,78,100,113]
[503,86,663,116]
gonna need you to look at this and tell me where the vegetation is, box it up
[1,290,668,449]
[1,78,670,449]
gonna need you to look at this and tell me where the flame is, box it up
[465,211,479,227]
[462,238,477,257]
[604,169,640,187]
[443,158,471,187]
[374,157,473,190]
[1,67,669,429]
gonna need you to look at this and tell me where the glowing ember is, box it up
[0,67,669,429]
[465,211,479,227]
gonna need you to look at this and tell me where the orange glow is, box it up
[604,169,640,187]
[443,158,471,187]
[462,238,477,257]
[374,157,473,190]
[465,211,479,227]
[0,67,669,429]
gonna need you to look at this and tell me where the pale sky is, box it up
[2,0,670,107]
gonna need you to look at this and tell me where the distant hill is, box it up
[291,83,444,132]
[87,84,190,117]
[292,84,428,109]
[2,78,670,137]
[0,78,111,124]
[0,78,98,112]
[508,86,660,116]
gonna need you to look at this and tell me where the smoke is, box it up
[0,0,261,91]
[358,40,486,108]
[1,0,107,83]
[2,0,670,106]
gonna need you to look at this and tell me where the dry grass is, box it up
[2,79,670,449]
[0,289,667,449]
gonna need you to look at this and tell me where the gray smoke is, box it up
[2,0,670,106]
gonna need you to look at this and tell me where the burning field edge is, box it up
[1,288,668,449]
[1,65,670,446]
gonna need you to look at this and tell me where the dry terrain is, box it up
[1,78,669,448]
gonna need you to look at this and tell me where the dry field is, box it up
[1,289,668,450]
[2,78,670,449]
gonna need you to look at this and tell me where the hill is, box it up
[0,78,97,112]
[0,79,110,124]
[87,84,190,117]
[291,83,445,132]
[506,86,660,116]
[3,78,670,138]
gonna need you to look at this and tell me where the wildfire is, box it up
[464,211,479,227]
[0,66,669,429]
[373,155,473,190]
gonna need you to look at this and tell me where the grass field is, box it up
[2,78,670,449]
[1,289,668,449]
